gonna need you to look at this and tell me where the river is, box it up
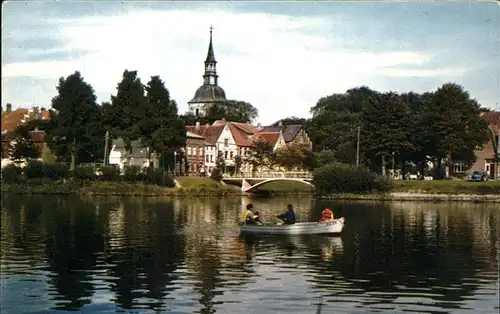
[1,195,499,313]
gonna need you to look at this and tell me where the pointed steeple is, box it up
[203,25,218,86]
[188,25,227,117]
[205,25,216,63]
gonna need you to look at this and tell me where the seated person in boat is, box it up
[253,211,263,225]
[319,208,334,223]
[277,204,296,225]
[242,204,259,225]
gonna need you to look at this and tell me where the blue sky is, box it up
[2,1,499,124]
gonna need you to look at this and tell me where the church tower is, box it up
[188,26,227,117]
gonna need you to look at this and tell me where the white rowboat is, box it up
[239,217,345,235]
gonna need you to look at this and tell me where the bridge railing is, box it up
[223,171,313,179]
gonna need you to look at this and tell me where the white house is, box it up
[214,122,239,173]
[108,138,157,170]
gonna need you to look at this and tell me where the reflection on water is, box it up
[1,195,499,313]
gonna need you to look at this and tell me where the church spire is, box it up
[203,25,218,86]
[205,25,216,63]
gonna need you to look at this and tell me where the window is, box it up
[225,151,228,159]
[230,151,234,159]
[206,155,209,162]
[453,161,465,173]
[210,155,213,162]
[199,147,203,156]
[187,147,192,156]
[224,138,229,147]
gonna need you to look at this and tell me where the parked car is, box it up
[468,171,489,182]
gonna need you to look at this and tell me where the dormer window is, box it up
[224,138,229,147]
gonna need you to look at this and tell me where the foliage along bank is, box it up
[0,160,242,197]
[3,69,260,172]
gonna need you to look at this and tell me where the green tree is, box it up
[48,71,104,170]
[334,142,357,165]
[183,100,259,125]
[424,83,489,176]
[315,149,337,167]
[399,92,434,178]
[307,87,376,152]
[210,152,226,181]
[14,118,57,164]
[361,92,414,176]
[274,144,310,170]
[108,70,146,154]
[8,133,40,163]
[269,116,307,127]
[140,76,186,165]
[248,139,275,173]
[233,154,243,175]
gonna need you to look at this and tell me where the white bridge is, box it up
[222,171,313,193]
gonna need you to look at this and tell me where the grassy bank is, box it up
[2,176,500,199]
[317,180,500,202]
[175,177,241,196]
[391,180,500,195]
[250,180,314,195]
[1,178,241,197]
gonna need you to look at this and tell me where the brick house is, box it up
[186,131,206,176]
[466,112,500,179]
[186,123,225,176]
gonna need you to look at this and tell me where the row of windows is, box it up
[187,146,204,156]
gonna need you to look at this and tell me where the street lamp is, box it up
[174,151,178,176]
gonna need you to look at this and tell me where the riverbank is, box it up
[0,179,240,197]
[319,180,500,202]
[323,192,500,202]
[2,178,500,201]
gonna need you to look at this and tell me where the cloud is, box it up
[1,4,495,123]
[377,67,466,78]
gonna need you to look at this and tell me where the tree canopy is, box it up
[182,100,259,125]
[307,83,491,177]
[48,71,104,169]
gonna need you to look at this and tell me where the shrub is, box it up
[312,163,392,196]
[210,167,223,182]
[123,165,144,182]
[143,168,175,187]
[1,164,23,183]
[74,166,97,181]
[43,163,70,180]
[24,160,45,179]
[98,165,121,181]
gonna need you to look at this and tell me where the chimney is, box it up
[257,122,262,128]
[33,106,39,113]
[41,107,46,112]
[6,103,12,112]
[195,121,200,130]
[278,120,283,128]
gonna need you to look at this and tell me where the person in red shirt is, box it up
[319,208,334,223]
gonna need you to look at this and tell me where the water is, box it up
[1,195,499,313]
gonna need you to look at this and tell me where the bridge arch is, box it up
[243,178,314,193]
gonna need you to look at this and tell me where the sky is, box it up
[2,1,500,125]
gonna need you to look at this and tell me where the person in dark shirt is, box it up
[277,204,296,225]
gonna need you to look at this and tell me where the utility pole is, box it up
[160,109,165,186]
[356,125,361,166]
[496,120,500,180]
[103,130,109,166]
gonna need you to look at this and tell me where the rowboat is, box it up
[239,217,345,235]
